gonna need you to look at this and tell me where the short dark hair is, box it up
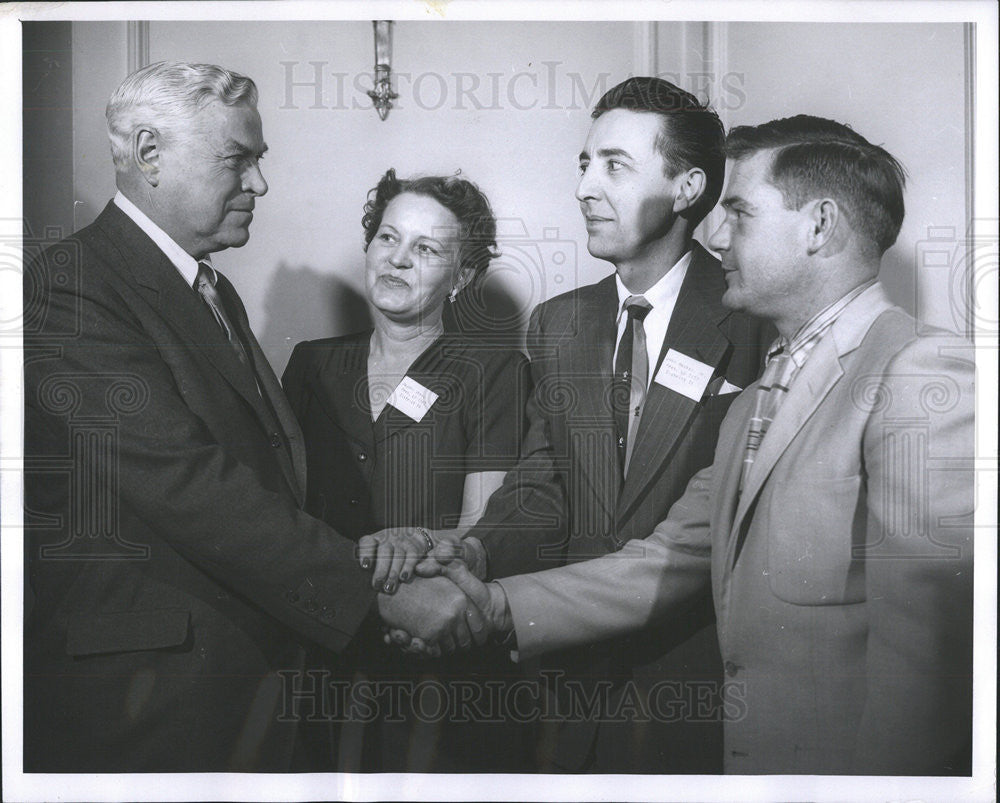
[726,115,907,255]
[591,77,725,226]
[362,169,499,280]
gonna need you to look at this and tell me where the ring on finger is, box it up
[415,526,434,552]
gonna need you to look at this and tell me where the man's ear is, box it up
[134,128,162,187]
[672,168,707,215]
[805,198,841,254]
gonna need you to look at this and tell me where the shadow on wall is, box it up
[257,261,372,375]
[444,269,528,349]
[880,247,917,321]
[258,262,529,375]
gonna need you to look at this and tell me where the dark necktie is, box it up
[614,295,653,476]
[194,261,249,366]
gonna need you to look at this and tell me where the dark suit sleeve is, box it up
[465,303,570,578]
[26,265,377,653]
[852,335,974,774]
[461,346,530,472]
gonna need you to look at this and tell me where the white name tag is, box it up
[654,349,715,402]
[386,376,439,422]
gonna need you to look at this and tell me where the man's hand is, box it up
[441,561,513,637]
[415,535,489,581]
[383,560,514,657]
[376,574,490,654]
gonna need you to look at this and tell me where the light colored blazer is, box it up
[499,283,974,775]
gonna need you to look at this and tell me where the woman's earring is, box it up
[447,287,458,304]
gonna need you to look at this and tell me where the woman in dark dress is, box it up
[282,170,531,772]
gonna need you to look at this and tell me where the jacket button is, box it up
[270,433,281,448]
[320,605,333,619]
[357,452,367,462]
[724,661,740,677]
[286,590,300,604]
[304,598,318,612]
[350,497,360,506]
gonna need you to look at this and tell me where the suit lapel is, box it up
[99,205,264,409]
[216,274,306,503]
[566,277,621,508]
[95,204,304,500]
[727,283,896,551]
[618,245,733,519]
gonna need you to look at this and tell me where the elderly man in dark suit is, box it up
[23,61,478,772]
[369,78,774,772]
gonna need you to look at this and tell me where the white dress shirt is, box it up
[612,249,692,387]
[114,191,216,287]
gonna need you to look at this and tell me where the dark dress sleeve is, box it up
[281,340,312,420]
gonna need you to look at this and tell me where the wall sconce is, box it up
[368,20,398,121]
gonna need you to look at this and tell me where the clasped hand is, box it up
[361,527,504,656]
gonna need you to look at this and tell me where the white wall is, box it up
[69,20,971,373]
[147,21,638,369]
[71,22,126,230]
[719,22,969,335]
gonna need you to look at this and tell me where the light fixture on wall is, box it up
[368,20,398,121]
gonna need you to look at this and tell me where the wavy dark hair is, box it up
[592,77,726,226]
[362,169,500,281]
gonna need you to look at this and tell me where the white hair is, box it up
[105,61,258,169]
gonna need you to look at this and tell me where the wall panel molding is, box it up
[963,21,976,340]
[633,21,657,76]
[127,21,149,75]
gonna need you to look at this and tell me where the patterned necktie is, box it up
[194,262,249,366]
[614,295,653,476]
[740,346,795,492]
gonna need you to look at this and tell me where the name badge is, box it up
[386,376,439,422]
[654,349,715,402]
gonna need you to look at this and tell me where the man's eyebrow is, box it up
[721,194,752,210]
[578,147,634,163]
[595,147,633,160]
[224,140,268,156]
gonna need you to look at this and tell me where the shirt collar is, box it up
[614,249,692,321]
[114,191,213,288]
[768,278,879,368]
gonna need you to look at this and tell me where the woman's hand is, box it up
[358,527,437,593]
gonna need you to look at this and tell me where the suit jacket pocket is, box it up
[66,609,191,657]
[765,475,867,606]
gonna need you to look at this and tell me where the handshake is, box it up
[360,528,514,657]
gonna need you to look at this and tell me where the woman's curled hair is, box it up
[362,169,500,280]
